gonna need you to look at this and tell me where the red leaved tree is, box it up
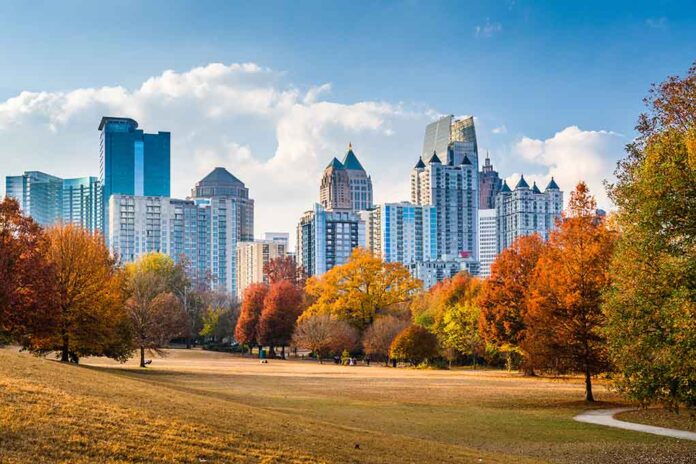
[264,256,306,287]
[234,283,268,353]
[258,280,304,358]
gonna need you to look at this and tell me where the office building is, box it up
[319,144,373,212]
[263,232,290,246]
[296,203,365,277]
[408,255,479,289]
[496,176,563,252]
[237,239,287,297]
[360,202,437,265]
[99,117,170,239]
[62,176,102,233]
[422,115,479,167]
[477,209,497,278]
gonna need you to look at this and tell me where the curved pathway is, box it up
[574,407,696,441]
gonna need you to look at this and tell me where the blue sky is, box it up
[0,0,694,242]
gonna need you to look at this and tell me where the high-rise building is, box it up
[496,176,563,252]
[479,153,502,209]
[5,171,102,233]
[191,167,254,242]
[360,202,437,265]
[411,152,479,261]
[422,115,478,167]
[263,232,290,247]
[99,117,170,239]
[319,144,373,212]
[408,256,479,289]
[296,203,365,277]
[5,171,63,226]
[477,209,497,278]
[236,239,287,297]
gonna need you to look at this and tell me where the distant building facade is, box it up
[478,154,502,209]
[5,171,102,232]
[99,117,170,239]
[319,144,373,212]
[360,202,437,265]
[408,255,479,289]
[237,239,287,297]
[296,203,365,277]
[496,176,563,252]
[477,208,497,278]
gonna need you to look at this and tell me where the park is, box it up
[1,347,694,463]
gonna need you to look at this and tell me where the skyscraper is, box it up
[5,171,102,233]
[191,167,254,242]
[477,208,497,278]
[319,144,373,212]
[99,117,170,238]
[496,176,563,252]
[236,239,287,297]
[478,153,502,209]
[422,115,478,167]
[296,203,365,277]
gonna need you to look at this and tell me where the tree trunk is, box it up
[585,368,594,402]
[60,332,69,363]
[281,346,285,359]
[186,336,192,349]
[140,345,146,368]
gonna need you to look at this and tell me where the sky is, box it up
[0,0,694,248]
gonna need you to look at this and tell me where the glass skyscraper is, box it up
[99,117,170,239]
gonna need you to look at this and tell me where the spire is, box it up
[546,176,560,190]
[515,174,530,189]
[501,180,512,193]
[429,150,442,164]
[532,181,542,194]
[414,158,426,169]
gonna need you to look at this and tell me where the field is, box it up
[1,348,694,464]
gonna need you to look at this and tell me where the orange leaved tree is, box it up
[523,182,616,401]
[258,280,305,357]
[234,283,268,353]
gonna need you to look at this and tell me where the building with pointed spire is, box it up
[495,175,563,252]
[479,153,502,209]
[319,143,373,212]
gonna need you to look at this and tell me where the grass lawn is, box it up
[616,408,696,433]
[1,348,694,463]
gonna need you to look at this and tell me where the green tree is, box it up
[389,325,439,366]
[604,63,696,409]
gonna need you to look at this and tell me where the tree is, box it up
[34,224,132,363]
[0,198,55,344]
[292,315,358,363]
[258,280,304,357]
[389,325,439,366]
[125,259,186,368]
[264,256,306,287]
[199,291,239,343]
[362,315,409,365]
[303,248,422,330]
[523,183,615,402]
[170,256,207,349]
[478,234,544,372]
[234,283,268,352]
[604,63,696,409]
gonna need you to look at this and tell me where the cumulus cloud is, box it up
[475,19,502,38]
[512,126,625,208]
[0,62,431,249]
[491,124,507,135]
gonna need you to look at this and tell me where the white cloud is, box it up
[512,126,625,208]
[492,124,507,135]
[0,62,431,249]
[475,19,502,38]
[646,17,668,29]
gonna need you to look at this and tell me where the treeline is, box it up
[0,212,237,366]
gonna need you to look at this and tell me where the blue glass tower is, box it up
[98,117,170,238]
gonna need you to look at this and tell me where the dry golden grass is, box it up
[616,409,696,433]
[1,348,694,463]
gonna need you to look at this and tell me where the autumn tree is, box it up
[199,291,239,344]
[0,198,55,345]
[292,314,358,363]
[125,254,186,367]
[523,183,615,402]
[362,315,409,365]
[32,224,132,363]
[604,63,696,409]
[170,256,207,349]
[389,325,439,366]
[303,248,422,330]
[234,283,268,352]
[258,280,304,357]
[264,256,306,287]
[478,234,544,372]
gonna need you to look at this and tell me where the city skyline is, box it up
[1,2,693,248]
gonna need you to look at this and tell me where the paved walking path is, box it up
[574,407,696,441]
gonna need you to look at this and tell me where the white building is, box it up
[408,255,479,289]
[237,239,287,297]
[360,202,437,265]
[477,208,497,278]
[296,203,365,277]
[496,176,563,253]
